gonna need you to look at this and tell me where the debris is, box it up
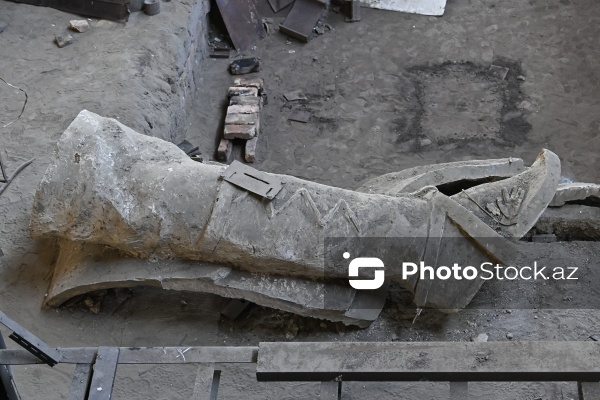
[143,0,160,15]
[221,299,251,320]
[0,76,28,128]
[288,109,311,123]
[217,139,233,162]
[69,20,90,32]
[84,297,101,314]
[279,0,327,43]
[420,138,433,147]
[506,332,513,340]
[267,0,294,13]
[0,152,35,197]
[285,320,299,340]
[283,90,307,101]
[517,75,526,81]
[362,0,446,16]
[314,26,325,35]
[489,64,509,80]
[589,335,600,342]
[176,140,201,157]
[345,0,361,22]
[471,333,489,343]
[215,0,263,51]
[55,33,73,48]
[229,58,260,75]
[210,49,230,59]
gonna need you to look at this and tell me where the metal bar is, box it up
[88,347,119,400]
[191,363,219,400]
[256,341,600,382]
[67,363,93,400]
[579,382,600,400]
[1,346,258,365]
[221,161,283,200]
[0,311,62,366]
[319,381,340,400]
[449,382,468,400]
[0,332,19,400]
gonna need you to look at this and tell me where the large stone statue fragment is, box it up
[30,110,562,326]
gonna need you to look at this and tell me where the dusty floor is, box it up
[1,0,600,398]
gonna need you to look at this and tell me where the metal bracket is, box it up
[221,161,283,200]
[0,311,62,367]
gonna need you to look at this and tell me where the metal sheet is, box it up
[267,0,295,13]
[0,333,19,400]
[215,0,264,51]
[0,311,62,367]
[279,0,326,42]
[221,161,283,200]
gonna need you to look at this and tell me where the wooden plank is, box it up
[256,342,600,382]
[0,346,258,365]
[117,346,258,364]
[88,347,119,400]
[319,381,340,400]
[579,382,600,400]
[67,363,93,400]
[450,382,468,400]
[191,363,218,400]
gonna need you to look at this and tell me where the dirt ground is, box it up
[1,0,600,398]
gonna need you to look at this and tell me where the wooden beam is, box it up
[67,363,93,400]
[319,381,340,400]
[579,382,600,400]
[450,382,468,400]
[88,347,119,400]
[0,346,258,365]
[256,341,600,382]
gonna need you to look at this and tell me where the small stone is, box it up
[471,333,488,343]
[69,20,90,33]
[315,26,325,35]
[55,34,74,48]
[285,320,299,339]
[420,138,432,147]
[319,322,327,328]
[506,332,513,340]
[517,75,526,81]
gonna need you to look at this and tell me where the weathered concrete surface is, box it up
[47,241,386,327]
[358,158,526,196]
[549,182,600,207]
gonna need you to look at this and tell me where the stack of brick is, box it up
[217,77,265,163]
